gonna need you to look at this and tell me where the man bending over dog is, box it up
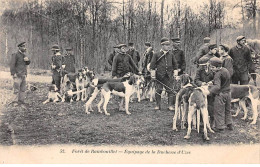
[208,57,233,132]
[150,37,178,111]
[194,56,215,124]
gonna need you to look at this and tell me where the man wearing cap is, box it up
[171,37,186,75]
[208,57,233,132]
[150,37,178,111]
[194,56,215,124]
[141,42,154,76]
[51,45,63,91]
[219,44,233,77]
[10,42,31,107]
[127,42,140,67]
[229,36,253,85]
[62,47,76,73]
[200,44,218,62]
[108,46,120,66]
[112,44,139,78]
[193,37,211,65]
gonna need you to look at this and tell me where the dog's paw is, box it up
[85,112,90,114]
[184,135,190,139]
[172,127,178,131]
[204,136,210,141]
[241,117,247,120]
[248,117,253,120]
[105,113,110,116]
[232,114,237,117]
[126,112,131,115]
[250,121,256,125]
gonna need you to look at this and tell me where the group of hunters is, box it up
[9,34,259,132]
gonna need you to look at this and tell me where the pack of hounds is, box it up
[42,67,260,141]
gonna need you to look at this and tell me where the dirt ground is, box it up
[0,71,259,146]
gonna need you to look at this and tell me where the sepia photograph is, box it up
[0,0,259,164]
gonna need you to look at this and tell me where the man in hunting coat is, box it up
[193,37,210,65]
[142,42,154,76]
[112,44,139,78]
[171,37,186,75]
[63,47,76,73]
[127,42,140,67]
[150,37,178,111]
[51,44,63,91]
[229,36,253,85]
[10,42,31,107]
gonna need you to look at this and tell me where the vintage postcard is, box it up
[0,0,259,164]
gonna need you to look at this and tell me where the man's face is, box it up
[173,42,180,48]
[211,48,217,54]
[66,50,72,55]
[238,39,246,46]
[210,65,218,72]
[218,46,225,55]
[19,45,26,53]
[162,44,171,51]
[121,46,127,53]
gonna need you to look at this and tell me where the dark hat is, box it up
[219,44,229,52]
[208,43,217,50]
[209,57,223,67]
[198,56,210,65]
[203,37,211,43]
[171,37,181,43]
[145,42,151,47]
[17,42,26,47]
[128,42,134,46]
[65,47,72,51]
[161,37,170,45]
[51,44,60,51]
[114,44,127,48]
[236,36,246,42]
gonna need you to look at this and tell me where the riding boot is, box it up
[168,94,174,111]
[155,93,161,110]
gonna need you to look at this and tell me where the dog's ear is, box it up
[128,76,135,85]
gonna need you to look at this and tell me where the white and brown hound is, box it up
[183,85,214,141]
[43,84,64,104]
[97,74,141,115]
[173,74,196,131]
[231,84,260,125]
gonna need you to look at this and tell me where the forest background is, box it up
[0,0,259,75]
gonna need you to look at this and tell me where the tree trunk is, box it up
[160,0,164,38]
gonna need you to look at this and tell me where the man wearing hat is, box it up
[51,44,63,91]
[10,42,31,107]
[208,57,233,132]
[229,36,253,85]
[150,37,178,111]
[194,56,215,124]
[108,45,120,66]
[219,44,233,77]
[200,43,218,62]
[112,44,139,78]
[141,42,154,76]
[171,37,186,75]
[127,42,140,67]
[193,37,211,65]
[62,47,76,73]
